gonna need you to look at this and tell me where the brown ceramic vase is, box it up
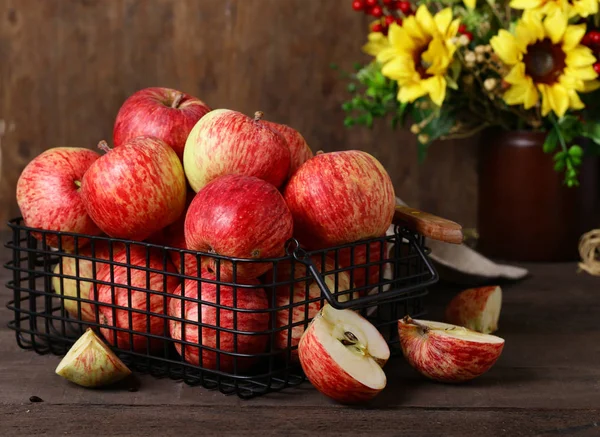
[478,129,599,262]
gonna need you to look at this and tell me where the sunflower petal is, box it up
[562,24,586,51]
[381,56,418,80]
[434,8,453,35]
[583,80,600,93]
[363,32,389,57]
[491,30,522,65]
[398,83,428,103]
[421,76,447,106]
[503,82,538,109]
[463,0,476,9]
[504,63,528,85]
[566,47,597,68]
[389,23,416,54]
[538,84,552,116]
[540,83,570,117]
[509,0,543,9]
[415,5,436,38]
[567,90,585,111]
[543,10,567,44]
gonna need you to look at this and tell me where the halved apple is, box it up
[445,286,502,334]
[298,304,389,404]
[398,317,504,383]
[55,328,131,388]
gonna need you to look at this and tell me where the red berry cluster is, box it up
[352,0,414,35]
[581,30,600,75]
[457,23,473,43]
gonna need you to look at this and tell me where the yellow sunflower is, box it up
[510,0,598,18]
[364,5,460,106]
[490,10,598,117]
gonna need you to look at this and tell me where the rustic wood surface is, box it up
[1,240,599,436]
[0,0,479,228]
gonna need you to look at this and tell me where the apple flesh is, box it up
[284,150,395,249]
[262,120,313,176]
[52,241,124,322]
[298,304,389,404]
[113,87,211,160]
[398,316,505,383]
[168,269,269,373]
[55,328,131,388]
[81,137,187,241]
[183,109,291,192]
[16,147,102,250]
[445,286,502,334]
[96,246,179,353]
[265,256,355,361]
[185,174,293,281]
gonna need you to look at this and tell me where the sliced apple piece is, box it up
[55,328,132,388]
[445,286,502,334]
[298,304,389,404]
[398,316,504,383]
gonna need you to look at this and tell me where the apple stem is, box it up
[254,111,264,122]
[97,140,111,153]
[171,92,184,109]
[316,150,324,155]
[403,315,430,333]
[74,180,82,188]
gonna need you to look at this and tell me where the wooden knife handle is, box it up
[393,205,463,244]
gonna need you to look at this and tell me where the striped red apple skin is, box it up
[96,246,179,353]
[185,175,293,281]
[398,318,505,383]
[168,269,269,372]
[113,87,211,160]
[284,151,395,250]
[16,147,103,250]
[81,136,187,241]
[183,109,291,192]
[262,120,313,176]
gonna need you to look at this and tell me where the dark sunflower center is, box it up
[523,38,566,85]
[414,43,433,79]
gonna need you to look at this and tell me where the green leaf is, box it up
[343,117,355,127]
[543,129,558,153]
[554,159,566,172]
[582,122,600,145]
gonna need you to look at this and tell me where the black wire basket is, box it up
[4,217,438,399]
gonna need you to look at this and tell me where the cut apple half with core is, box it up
[55,328,132,388]
[298,304,390,404]
[398,317,504,383]
[445,285,502,334]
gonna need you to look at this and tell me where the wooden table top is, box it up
[1,242,599,436]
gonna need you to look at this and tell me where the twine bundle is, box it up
[578,229,600,276]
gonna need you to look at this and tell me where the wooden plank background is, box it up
[0,0,478,229]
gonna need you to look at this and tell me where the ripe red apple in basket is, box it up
[284,150,395,249]
[96,245,179,353]
[298,304,390,404]
[398,316,505,383]
[168,269,269,373]
[52,241,124,322]
[183,109,291,192]
[264,255,356,361]
[113,87,211,160]
[185,175,293,281]
[16,147,103,250]
[262,120,313,176]
[81,137,187,241]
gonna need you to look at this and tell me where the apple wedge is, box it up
[398,316,504,383]
[55,329,131,388]
[298,304,389,404]
[445,286,502,334]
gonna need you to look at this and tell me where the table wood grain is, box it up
[1,241,599,436]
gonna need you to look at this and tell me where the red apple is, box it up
[52,241,125,322]
[262,120,313,176]
[168,269,269,372]
[96,245,179,353]
[81,137,187,241]
[185,175,293,281]
[298,304,390,404]
[16,147,102,250]
[183,109,291,192]
[336,238,389,292]
[284,150,395,249]
[398,317,505,383]
[445,286,502,334]
[113,87,211,160]
[265,256,355,361]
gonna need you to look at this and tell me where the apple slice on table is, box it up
[445,286,502,334]
[398,317,504,383]
[298,304,389,404]
[55,329,131,388]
